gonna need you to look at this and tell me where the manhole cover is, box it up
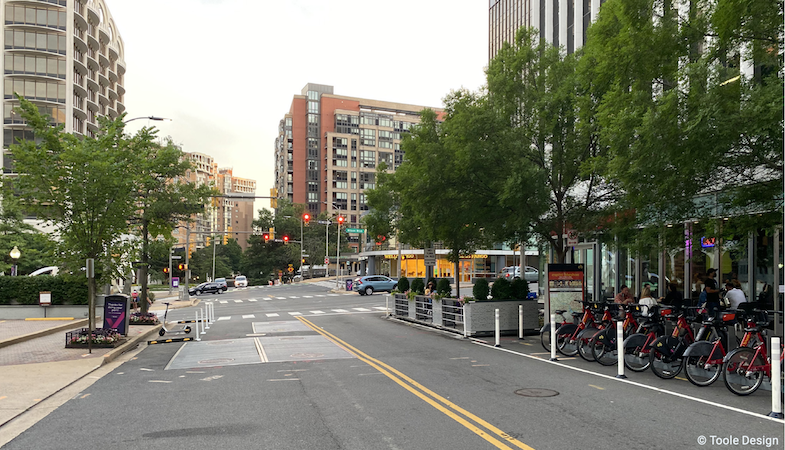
[198,358,234,364]
[514,388,559,398]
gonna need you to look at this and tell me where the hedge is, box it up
[0,276,88,305]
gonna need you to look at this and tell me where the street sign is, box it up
[345,228,365,234]
[317,220,332,225]
[424,247,436,267]
[172,277,179,288]
[171,256,182,260]
[288,267,294,273]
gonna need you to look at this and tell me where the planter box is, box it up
[464,300,539,336]
[65,339,124,349]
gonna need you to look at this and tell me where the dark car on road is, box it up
[189,282,224,296]
[352,275,397,296]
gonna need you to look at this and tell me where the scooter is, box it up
[158,302,192,337]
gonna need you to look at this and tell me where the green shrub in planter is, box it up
[473,278,489,301]
[436,278,452,296]
[510,278,530,299]
[491,277,513,300]
[411,278,425,295]
[397,276,410,293]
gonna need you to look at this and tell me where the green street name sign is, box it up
[345,228,365,234]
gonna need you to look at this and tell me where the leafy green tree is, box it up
[7,97,139,321]
[0,194,57,275]
[472,278,489,301]
[127,130,216,313]
[410,278,425,295]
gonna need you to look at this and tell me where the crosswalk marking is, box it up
[315,295,325,297]
[288,312,302,316]
[343,293,354,296]
[265,313,279,317]
[218,316,231,321]
[234,300,242,303]
[327,294,339,297]
[353,307,371,312]
[310,310,325,314]
[302,295,313,298]
[276,297,286,300]
[332,309,349,313]
[373,307,387,310]
[289,296,299,299]
[219,301,228,304]
[242,314,255,319]
[249,299,257,302]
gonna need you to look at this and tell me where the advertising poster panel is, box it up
[547,264,585,323]
[103,294,130,335]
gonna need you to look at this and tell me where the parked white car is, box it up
[234,275,248,288]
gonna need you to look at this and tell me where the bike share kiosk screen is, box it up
[547,264,585,323]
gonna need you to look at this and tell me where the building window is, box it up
[360,150,375,169]
[360,172,375,190]
[360,129,375,147]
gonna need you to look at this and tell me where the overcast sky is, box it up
[109,0,488,213]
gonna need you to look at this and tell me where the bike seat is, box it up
[555,310,567,315]
[571,311,583,317]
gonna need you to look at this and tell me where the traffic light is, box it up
[163,267,169,274]
[303,213,310,224]
[178,263,184,271]
[205,236,210,247]
[223,234,228,245]
[337,216,345,225]
[263,233,270,243]
[283,236,289,244]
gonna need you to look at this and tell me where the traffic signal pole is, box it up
[168,249,173,296]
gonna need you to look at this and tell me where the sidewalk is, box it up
[0,294,198,431]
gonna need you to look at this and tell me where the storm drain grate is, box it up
[514,388,559,398]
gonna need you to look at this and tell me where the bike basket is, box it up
[721,312,736,323]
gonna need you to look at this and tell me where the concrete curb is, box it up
[101,324,163,366]
[0,319,88,350]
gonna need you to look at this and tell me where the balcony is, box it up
[98,52,109,68]
[74,10,88,30]
[87,33,99,50]
[86,5,99,25]
[108,68,117,83]
[115,59,126,75]
[73,34,88,53]
[72,82,87,97]
[108,44,118,61]
[73,103,87,120]
[73,57,87,75]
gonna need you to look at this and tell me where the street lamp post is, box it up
[336,216,344,290]
[123,116,171,124]
[9,246,20,276]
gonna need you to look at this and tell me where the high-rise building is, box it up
[2,0,126,172]
[489,0,609,60]
[274,83,441,252]
[217,168,255,252]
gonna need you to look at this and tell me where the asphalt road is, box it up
[3,283,784,450]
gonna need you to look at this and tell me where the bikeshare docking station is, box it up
[541,263,785,419]
[148,302,215,345]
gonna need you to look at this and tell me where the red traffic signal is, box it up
[283,236,289,244]
[163,267,169,274]
[303,213,310,223]
[337,216,345,224]
[263,233,270,243]
[177,263,185,271]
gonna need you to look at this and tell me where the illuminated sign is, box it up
[701,237,716,248]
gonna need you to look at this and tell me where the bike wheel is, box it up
[578,335,596,361]
[540,329,551,352]
[649,344,683,379]
[557,332,579,357]
[723,347,765,396]
[684,354,722,387]
[591,335,618,366]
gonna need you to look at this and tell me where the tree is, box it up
[128,130,216,314]
[0,194,57,275]
[8,97,138,324]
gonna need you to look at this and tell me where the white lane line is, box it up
[332,309,349,313]
[266,313,280,317]
[276,297,286,300]
[234,300,243,303]
[310,310,326,314]
[342,293,354,296]
[289,296,299,299]
[219,301,228,304]
[288,312,302,316]
[353,308,371,312]
[242,314,255,319]
[315,295,326,297]
[217,316,231,321]
[149,380,172,383]
[249,299,258,302]
[327,294,339,297]
[302,295,313,298]
[373,307,387,310]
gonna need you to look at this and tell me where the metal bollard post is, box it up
[616,320,626,379]
[769,337,783,418]
[550,314,558,361]
[494,308,500,347]
[195,311,201,341]
[518,304,523,340]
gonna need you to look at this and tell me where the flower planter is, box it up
[65,328,123,348]
[65,340,124,349]
[463,299,539,336]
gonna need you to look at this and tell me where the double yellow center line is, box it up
[296,316,535,450]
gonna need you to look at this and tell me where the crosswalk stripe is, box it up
[373,307,387,310]
[249,299,257,302]
[266,313,280,317]
[302,295,313,298]
[289,296,299,299]
[234,300,243,303]
[242,314,255,319]
[332,309,349,313]
[343,293,354,296]
[217,316,231,321]
[353,308,371,312]
[219,301,228,304]
[315,295,325,297]
[288,312,302,316]
[276,297,286,299]
[310,310,325,314]
[327,294,339,297]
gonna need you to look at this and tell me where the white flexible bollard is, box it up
[200,308,206,334]
[616,320,626,379]
[385,294,389,317]
[204,304,211,330]
[211,302,215,323]
[550,313,557,361]
[463,303,468,338]
[519,304,523,340]
[494,308,500,347]
[770,337,783,418]
[195,311,201,341]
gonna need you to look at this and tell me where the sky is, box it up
[108,0,489,214]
